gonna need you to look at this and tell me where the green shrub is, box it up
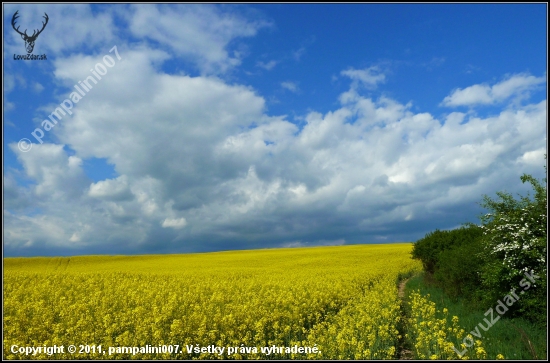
[478,172,547,323]
[433,238,483,303]
[411,224,483,274]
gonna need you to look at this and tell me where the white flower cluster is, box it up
[482,203,546,279]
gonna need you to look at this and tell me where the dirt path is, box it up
[397,277,414,360]
[398,277,409,299]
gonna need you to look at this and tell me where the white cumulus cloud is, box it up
[341,66,386,90]
[442,73,546,107]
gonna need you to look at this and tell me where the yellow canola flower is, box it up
[406,290,492,361]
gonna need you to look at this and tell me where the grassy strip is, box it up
[402,273,547,360]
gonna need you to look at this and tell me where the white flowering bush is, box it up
[478,172,547,323]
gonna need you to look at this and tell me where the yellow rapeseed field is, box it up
[4,243,424,359]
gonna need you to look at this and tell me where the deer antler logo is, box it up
[12,10,49,54]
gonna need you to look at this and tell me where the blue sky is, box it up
[3,4,547,256]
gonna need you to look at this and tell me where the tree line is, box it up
[411,162,547,324]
